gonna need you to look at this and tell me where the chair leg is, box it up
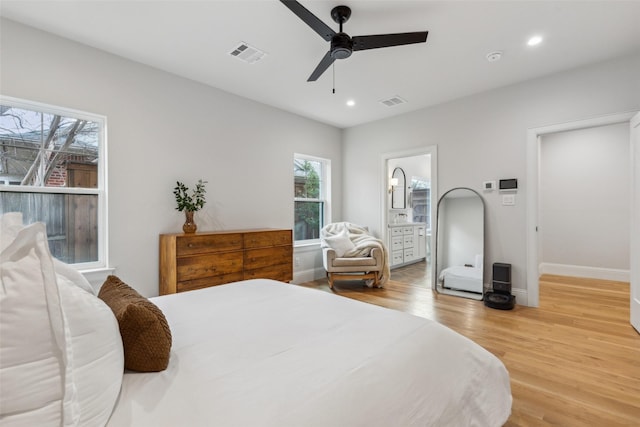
[327,272,334,289]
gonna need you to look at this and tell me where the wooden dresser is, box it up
[159,229,293,295]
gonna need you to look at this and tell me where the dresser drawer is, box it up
[244,230,291,249]
[177,251,243,281]
[177,272,244,293]
[244,264,292,282]
[244,245,292,270]
[176,233,243,257]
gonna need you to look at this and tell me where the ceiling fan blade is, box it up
[352,31,428,51]
[308,51,335,82]
[280,0,336,42]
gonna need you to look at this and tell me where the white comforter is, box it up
[107,280,511,426]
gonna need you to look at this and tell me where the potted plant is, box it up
[173,179,207,233]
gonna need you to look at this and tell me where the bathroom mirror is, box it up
[434,187,485,300]
[391,167,406,209]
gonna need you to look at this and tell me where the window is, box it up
[0,96,107,268]
[294,154,330,243]
[410,178,431,228]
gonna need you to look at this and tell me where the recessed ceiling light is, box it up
[527,35,543,46]
[346,99,356,107]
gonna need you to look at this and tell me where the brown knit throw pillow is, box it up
[98,275,172,372]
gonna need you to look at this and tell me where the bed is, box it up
[1,215,511,427]
[438,265,483,293]
[107,279,511,426]
[438,253,484,294]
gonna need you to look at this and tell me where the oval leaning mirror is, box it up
[391,167,406,209]
[434,187,485,300]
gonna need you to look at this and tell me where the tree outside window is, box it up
[0,97,106,267]
[294,155,329,242]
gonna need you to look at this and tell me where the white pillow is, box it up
[0,222,77,426]
[0,212,25,252]
[57,274,124,427]
[0,220,124,427]
[324,227,355,257]
[1,212,95,295]
[55,258,96,295]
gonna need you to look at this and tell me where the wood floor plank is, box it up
[298,264,640,426]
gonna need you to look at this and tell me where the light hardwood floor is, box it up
[298,262,640,426]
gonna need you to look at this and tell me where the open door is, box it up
[631,112,640,333]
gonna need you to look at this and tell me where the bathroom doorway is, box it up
[381,146,438,287]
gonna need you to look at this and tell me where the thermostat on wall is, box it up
[499,178,518,192]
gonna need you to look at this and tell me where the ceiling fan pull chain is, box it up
[332,63,336,94]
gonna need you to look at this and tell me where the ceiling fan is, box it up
[279,0,429,82]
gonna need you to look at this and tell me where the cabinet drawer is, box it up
[245,246,292,270]
[244,264,292,282]
[392,250,404,265]
[404,248,414,260]
[390,227,404,236]
[404,236,414,248]
[177,251,243,281]
[403,227,414,235]
[176,233,243,256]
[177,272,244,293]
[391,236,404,251]
[244,230,291,249]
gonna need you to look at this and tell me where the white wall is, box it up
[540,123,630,276]
[0,19,342,296]
[343,52,640,304]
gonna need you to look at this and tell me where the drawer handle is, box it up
[188,243,194,248]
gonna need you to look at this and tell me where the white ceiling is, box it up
[2,0,640,128]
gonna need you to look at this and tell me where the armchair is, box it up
[323,246,384,289]
[320,222,390,289]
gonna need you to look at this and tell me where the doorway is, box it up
[381,146,438,287]
[526,112,637,307]
[539,123,630,280]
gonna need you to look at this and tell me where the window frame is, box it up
[0,95,108,270]
[294,153,331,246]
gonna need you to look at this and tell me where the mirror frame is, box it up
[433,187,485,298]
[391,167,406,209]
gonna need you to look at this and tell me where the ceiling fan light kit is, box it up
[280,0,429,82]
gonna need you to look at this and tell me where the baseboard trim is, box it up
[510,288,528,307]
[539,263,629,282]
[292,267,326,284]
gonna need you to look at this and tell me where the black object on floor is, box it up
[484,291,516,310]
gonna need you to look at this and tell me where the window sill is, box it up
[294,241,321,251]
[81,267,116,291]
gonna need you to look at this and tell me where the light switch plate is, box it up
[502,194,516,206]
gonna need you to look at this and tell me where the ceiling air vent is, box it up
[229,42,266,64]
[379,96,407,107]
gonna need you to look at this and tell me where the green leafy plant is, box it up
[173,180,207,212]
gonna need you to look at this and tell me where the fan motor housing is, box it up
[331,32,353,59]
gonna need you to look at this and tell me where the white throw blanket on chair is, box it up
[320,222,390,287]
